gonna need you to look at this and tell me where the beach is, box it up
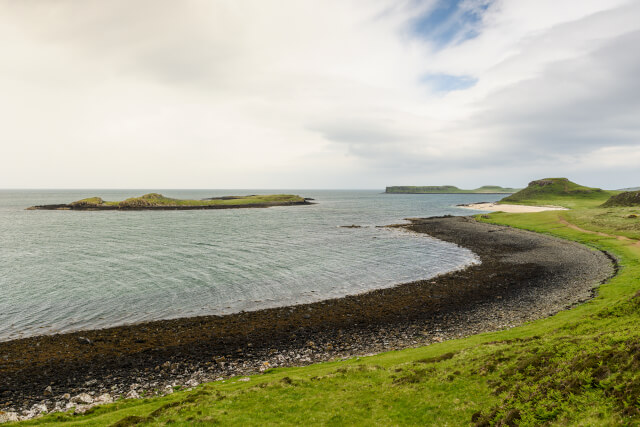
[458,202,568,213]
[0,216,614,419]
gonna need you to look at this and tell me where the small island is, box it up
[27,193,312,210]
[385,185,520,194]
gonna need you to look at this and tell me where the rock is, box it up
[126,390,140,399]
[0,411,20,423]
[31,403,47,414]
[74,404,94,415]
[95,393,113,404]
[61,393,71,400]
[43,385,52,396]
[70,393,93,405]
[259,361,271,372]
[77,336,93,345]
[185,379,199,388]
[238,377,250,382]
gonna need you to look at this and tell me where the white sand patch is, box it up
[458,203,568,213]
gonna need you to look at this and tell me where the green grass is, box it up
[11,194,640,426]
[69,197,105,207]
[68,194,305,208]
[385,185,520,194]
[564,207,640,240]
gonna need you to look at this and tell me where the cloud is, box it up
[0,0,639,189]
[420,73,478,93]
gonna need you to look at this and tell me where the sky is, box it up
[1,0,639,189]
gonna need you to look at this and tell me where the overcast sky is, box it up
[1,0,639,189]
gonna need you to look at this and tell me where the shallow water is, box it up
[0,189,505,341]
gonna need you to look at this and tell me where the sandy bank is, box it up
[459,202,568,213]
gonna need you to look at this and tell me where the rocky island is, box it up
[27,193,312,210]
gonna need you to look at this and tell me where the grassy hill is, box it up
[602,190,640,207]
[500,178,617,208]
[15,186,640,425]
[386,185,520,194]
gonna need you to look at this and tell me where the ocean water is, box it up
[0,190,505,341]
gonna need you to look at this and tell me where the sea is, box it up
[0,190,506,342]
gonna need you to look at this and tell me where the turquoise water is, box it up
[0,190,505,341]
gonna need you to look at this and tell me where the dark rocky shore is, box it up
[0,216,615,420]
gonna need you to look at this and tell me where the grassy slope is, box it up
[13,200,640,426]
[602,191,640,208]
[386,185,520,194]
[70,194,304,208]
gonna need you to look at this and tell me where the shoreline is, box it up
[0,216,615,420]
[458,202,568,213]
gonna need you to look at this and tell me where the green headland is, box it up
[385,185,520,194]
[13,178,640,426]
[499,177,618,208]
[26,193,310,210]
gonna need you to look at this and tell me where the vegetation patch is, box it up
[416,351,457,364]
[601,190,640,208]
[563,207,640,239]
[68,197,104,207]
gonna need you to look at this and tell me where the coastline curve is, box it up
[0,216,615,417]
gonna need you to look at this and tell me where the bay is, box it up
[0,189,504,341]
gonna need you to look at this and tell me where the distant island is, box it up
[27,193,312,210]
[385,185,520,194]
